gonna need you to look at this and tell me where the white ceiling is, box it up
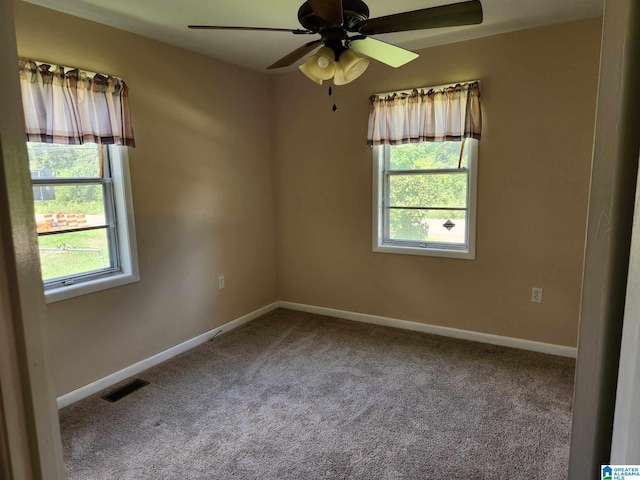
[24,0,604,73]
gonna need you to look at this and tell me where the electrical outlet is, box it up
[218,276,225,290]
[531,287,543,303]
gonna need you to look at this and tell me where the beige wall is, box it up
[272,18,602,348]
[13,2,278,396]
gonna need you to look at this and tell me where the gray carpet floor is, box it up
[59,308,575,479]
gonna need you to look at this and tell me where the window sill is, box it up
[45,272,140,304]
[373,244,476,260]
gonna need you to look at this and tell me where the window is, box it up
[28,142,139,302]
[373,139,478,259]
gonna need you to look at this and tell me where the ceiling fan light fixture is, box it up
[299,62,324,85]
[302,46,336,81]
[333,49,369,85]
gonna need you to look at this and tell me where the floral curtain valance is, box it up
[18,59,135,146]
[367,81,482,147]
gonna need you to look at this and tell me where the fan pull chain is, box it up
[329,82,338,112]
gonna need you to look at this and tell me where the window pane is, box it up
[388,209,467,245]
[34,185,107,234]
[389,142,467,170]
[38,229,112,281]
[28,143,101,179]
[389,173,467,208]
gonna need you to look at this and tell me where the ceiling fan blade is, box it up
[359,0,483,35]
[350,37,418,68]
[188,25,311,34]
[307,0,344,27]
[267,40,323,69]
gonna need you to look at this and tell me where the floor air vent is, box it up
[102,379,149,403]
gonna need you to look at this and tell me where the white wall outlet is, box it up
[218,276,225,290]
[531,287,543,303]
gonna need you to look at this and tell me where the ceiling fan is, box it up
[189,0,483,86]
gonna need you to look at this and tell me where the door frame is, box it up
[0,1,66,478]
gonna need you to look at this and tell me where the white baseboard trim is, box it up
[56,302,280,409]
[58,300,576,408]
[277,301,577,359]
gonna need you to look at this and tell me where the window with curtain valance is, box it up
[18,59,135,146]
[18,58,139,302]
[367,81,482,147]
[370,81,481,259]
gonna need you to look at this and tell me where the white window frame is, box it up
[33,146,139,303]
[372,139,478,260]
